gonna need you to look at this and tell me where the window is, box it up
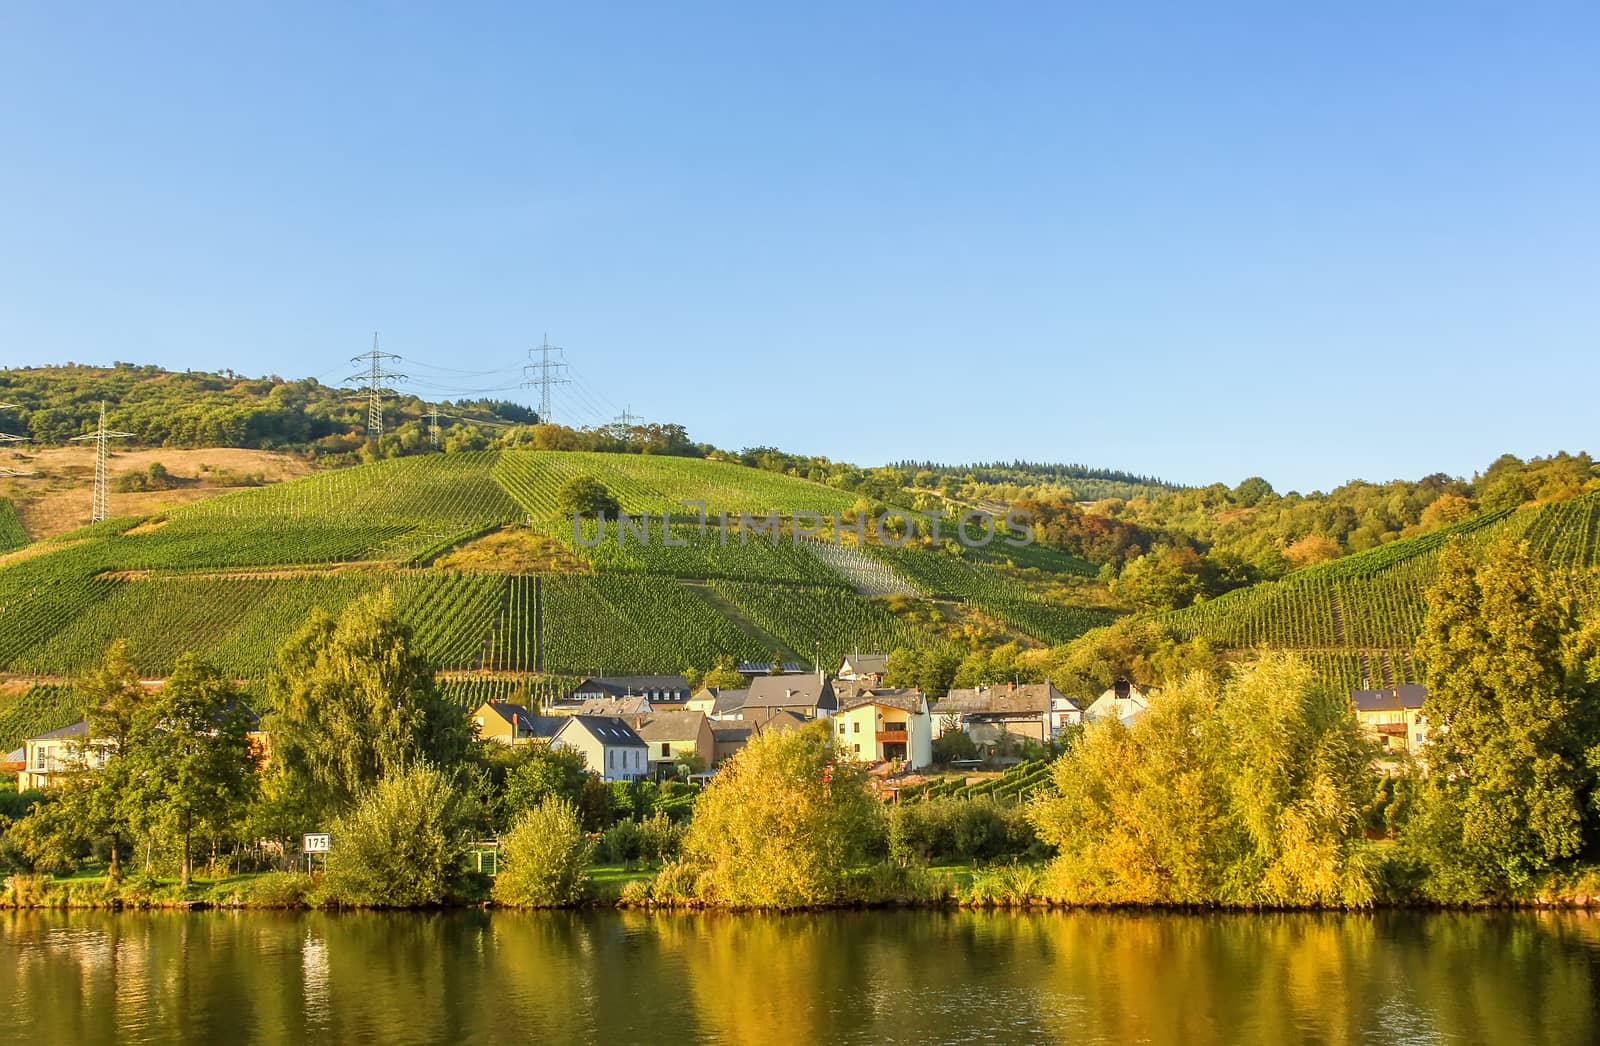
[608,750,615,769]
[838,722,846,735]
[853,722,860,733]
[853,744,860,754]
[662,742,671,758]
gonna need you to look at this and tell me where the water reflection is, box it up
[2,908,1598,1045]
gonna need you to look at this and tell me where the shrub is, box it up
[637,812,684,864]
[321,764,469,908]
[933,731,978,764]
[244,871,317,908]
[600,819,644,867]
[492,797,595,908]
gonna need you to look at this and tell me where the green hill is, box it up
[0,448,1109,747]
[1160,491,1600,690]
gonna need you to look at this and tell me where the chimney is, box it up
[1008,681,1015,693]
[634,715,642,729]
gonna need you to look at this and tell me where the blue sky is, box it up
[2,2,1596,492]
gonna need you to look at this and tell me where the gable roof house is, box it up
[685,686,749,721]
[472,702,562,746]
[549,715,649,782]
[708,719,756,764]
[834,688,933,768]
[567,675,692,706]
[16,721,105,791]
[1353,684,1429,757]
[933,682,1078,749]
[571,695,654,717]
[1083,677,1150,727]
[838,653,889,682]
[634,711,716,779]
[741,673,837,725]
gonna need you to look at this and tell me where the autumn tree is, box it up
[556,475,621,518]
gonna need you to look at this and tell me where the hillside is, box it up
[0,448,1112,749]
[1159,490,1600,690]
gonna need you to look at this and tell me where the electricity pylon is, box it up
[426,404,442,449]
[346,333,407,439]
[69,402,135,523]
[522,334,569,424]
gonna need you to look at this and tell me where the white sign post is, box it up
[303,832,331,873]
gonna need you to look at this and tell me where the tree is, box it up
[266,592,469,819]
[701,657,749,691]
[499,745,591,829]
[556,475,621,518]
[322,763,469,907]
[132,654,259,886]
[78,639,152,879]
[493,798,595,907]
[682,721,884,908]
[1403,537,1600,900]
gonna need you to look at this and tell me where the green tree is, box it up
[322,763,470,907]
[492,797,595,907]
[1404,537,1600,900]
[499,745,591,829]
[266,592,469,818]
[701,657,749,691]
[556,475,621,518]
[682,721,884,908]
[134,654,260,887]
[78,640,152,879]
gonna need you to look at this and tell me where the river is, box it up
[3,909,1598,1044]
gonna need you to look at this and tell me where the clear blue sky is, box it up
[2,2,1595,492]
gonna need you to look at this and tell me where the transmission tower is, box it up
[426,404,443,449]
[346,333,407,439]
[522,334,570,424]
[69,402,134,523]
[614,405,639,427]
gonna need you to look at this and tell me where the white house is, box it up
[549,715,649,782]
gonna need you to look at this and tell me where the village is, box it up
[10,656,1430,798]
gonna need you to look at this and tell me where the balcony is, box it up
[876,728,909,744]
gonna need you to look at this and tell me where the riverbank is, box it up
[10,862,1600,912]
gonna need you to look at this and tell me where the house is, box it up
[549,715,649,782]
[472,701,562,746]
[932,681,1078,748]
[833,688,932,768]
[685,686,748,721]
[741,672,836,725]
[1353,684,1428,756]
[837,653,889,683]
[633,711,716,780]
[1083,677,1150,726]
[708,719,756,764]
[16,721,106,790]
[566,675,692,706]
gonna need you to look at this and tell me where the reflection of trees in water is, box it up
[1,910,1598,1044]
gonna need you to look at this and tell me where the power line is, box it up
[69,402,135,523]
[521,334,570,425]
[345,332,408,439]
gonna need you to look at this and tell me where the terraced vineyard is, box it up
[898,759,1056,805]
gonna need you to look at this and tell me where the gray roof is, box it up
[694,686,749,715]
[556,715,647,748]
[573,695,652,716]
[27,720,88,742]
[839,688,926,715]
[635,711,708,743]
[935,683,1064,717]
[570,675,690,697]
[755,710,809,734]
[1352,685,1426,712]
[841,653,889,676]
[708,720,755,741]
[5,747,24,763]
[744,673,836,711]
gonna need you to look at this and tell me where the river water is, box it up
[3,908,1598,1044]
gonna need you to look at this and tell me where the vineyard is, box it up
[1163,492,1600,691]
[897,759,1056,805]
[0,498,26,553]
[0,448,1150,695]
[0,683,82,754]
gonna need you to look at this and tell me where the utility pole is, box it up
[69,402,134,523]
[521,333,569,425]
[346,332,407,439]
